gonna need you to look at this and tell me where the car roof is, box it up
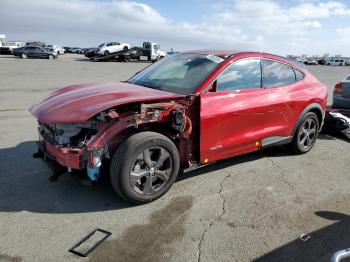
[182,49,304,69]
[183,49,289,60]
[183,50,244,58]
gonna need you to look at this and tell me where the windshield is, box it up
[98,43,105,48]
[127,53,224,95]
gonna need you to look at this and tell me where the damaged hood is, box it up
[30,81,184,124]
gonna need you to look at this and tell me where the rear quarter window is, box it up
[262,59,296,87]
[294,69,305,81]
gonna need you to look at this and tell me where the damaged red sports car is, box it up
[30,50,327,204]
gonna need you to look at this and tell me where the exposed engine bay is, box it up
[39,121,98,147]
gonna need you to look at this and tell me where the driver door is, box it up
[200,58,268,163]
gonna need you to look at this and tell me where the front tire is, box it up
[21,53,27,59]
[110,132,180,204]
[104,50,110,56]
[49,54,55,60]
[290,112,319,154]
[123,46,128,52]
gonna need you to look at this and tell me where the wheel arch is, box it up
[99,122,180,159]
[291,103,324,137]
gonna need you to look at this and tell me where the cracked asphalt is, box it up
[0,54,350,262]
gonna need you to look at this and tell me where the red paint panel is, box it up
[30,81,183,124]
[200,89,266,163]
[44,141,83,169]
[198,52,327,164]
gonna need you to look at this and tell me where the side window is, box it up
[216,58,262,91]
[262,60,296,87]
[115,42,120,45]
[294,69,304,81]
[106,42,113,47]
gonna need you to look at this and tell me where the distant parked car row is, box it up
[292,57,350,66]
[304,58,318,65]
[63,47,84,54]
[2,40,169,62]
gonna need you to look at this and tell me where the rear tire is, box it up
[110,132,180,204]
[123,46,128,52]
[290,112,319,154]
[104,50,110,56]
[49,54,55,60]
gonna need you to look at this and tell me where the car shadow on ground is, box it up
[0,133,346,215]
[179,145,291,181]
[254,211,350,262]
[0,140,132,214]
[180,132,349,181]
[318,131,350,143]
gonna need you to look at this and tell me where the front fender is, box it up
[87,118,135,149]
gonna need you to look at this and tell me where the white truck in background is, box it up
[0,41,24,54]
[141,42,166,61]
[326,58,346,66]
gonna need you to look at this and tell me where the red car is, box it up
[30,50,327,204]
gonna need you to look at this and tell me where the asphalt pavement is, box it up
[0,54,349,262]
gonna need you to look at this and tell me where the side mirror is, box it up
[208,80,217,92]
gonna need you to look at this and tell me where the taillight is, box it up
[334,82,343,94]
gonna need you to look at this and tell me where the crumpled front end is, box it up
[36,119,105,180]
[33,97,195,182]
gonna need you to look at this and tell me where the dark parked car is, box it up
[63,47,72,53]
[84,48,98,58]
[317,59,327,65]
[13,46,57,59]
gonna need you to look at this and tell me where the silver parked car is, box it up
[333,74,350,109]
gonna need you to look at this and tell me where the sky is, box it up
[1,0,350,56]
